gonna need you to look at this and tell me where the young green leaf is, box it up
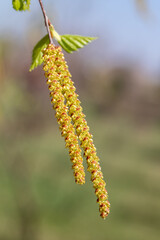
[58,35,97,53]
[29,34,50,72]
[12,0,21,10]
[22,0,31,11]
[12,0,31,11]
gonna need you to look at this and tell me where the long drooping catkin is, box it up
[42,45,85,185]
[50,45,110,219]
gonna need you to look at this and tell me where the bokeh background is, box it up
[0,1,160,240]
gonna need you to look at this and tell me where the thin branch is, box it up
[38,0,53,44]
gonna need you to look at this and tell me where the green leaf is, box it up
[57,35,97,53]
[29,34,50,72]
[12,0,21,10]
[22,0,30,11]
[12,0,31,11]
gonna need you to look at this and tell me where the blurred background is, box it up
[0,0,160,240]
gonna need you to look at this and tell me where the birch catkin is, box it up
[43,44,110,219]
[43,45,85,185]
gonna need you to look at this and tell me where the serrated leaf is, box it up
[29,34,49,72]
[12,0,30,11]
[58,35,97,53]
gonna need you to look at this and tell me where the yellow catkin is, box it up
[42,44,85,185]
[52,46,110,219]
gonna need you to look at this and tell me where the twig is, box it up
[38,0,53,44]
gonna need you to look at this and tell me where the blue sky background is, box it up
[1,0,160,74]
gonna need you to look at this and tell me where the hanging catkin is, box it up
[43,45,85,185]
[43,44,110,219]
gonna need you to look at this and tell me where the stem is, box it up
[38,0,53,44]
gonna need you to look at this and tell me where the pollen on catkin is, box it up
[52,46,110,219]
[42,44,85,185]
